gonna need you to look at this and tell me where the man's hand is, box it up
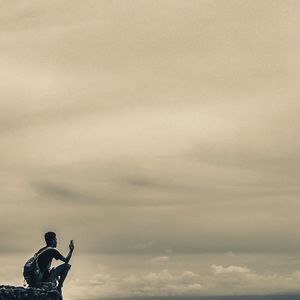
[60,240,74,263]
[69,240,75,251]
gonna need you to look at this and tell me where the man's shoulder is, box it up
[47,247,63,255]
[38,247,58,255]
[45,247,59,253]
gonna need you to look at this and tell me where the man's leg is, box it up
[48,263,71,292]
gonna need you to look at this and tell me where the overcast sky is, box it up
[1,0,300,299]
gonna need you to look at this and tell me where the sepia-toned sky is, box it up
[1,0,300,299]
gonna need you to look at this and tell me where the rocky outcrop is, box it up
[0,285,61,300]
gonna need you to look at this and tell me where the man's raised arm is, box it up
[61,240,74,264]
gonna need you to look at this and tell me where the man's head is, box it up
[44,231,57,247]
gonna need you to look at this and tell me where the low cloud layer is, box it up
[65,264,300,299]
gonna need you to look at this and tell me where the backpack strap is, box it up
[33,246,54,264]
[35,246,54,258]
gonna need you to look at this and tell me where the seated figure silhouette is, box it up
[26,232,74,295]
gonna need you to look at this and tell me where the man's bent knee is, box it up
[61,263,71,272]
[58,263,71,269]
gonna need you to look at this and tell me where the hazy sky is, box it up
[1,0,300,299]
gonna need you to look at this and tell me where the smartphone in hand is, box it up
[69,240,74,250]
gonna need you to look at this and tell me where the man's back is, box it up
[37,247,64,272]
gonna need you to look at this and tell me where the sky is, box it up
[0,0,300,299]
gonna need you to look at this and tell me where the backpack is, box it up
[23,247,53,285]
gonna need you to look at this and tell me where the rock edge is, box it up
[0,285,61,300]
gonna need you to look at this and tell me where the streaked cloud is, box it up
[150,256,170,264]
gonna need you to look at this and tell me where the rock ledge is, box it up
[0,285,61,300]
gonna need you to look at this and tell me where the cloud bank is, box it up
[65,265,300,299]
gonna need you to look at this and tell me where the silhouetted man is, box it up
[34,232,74,295]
